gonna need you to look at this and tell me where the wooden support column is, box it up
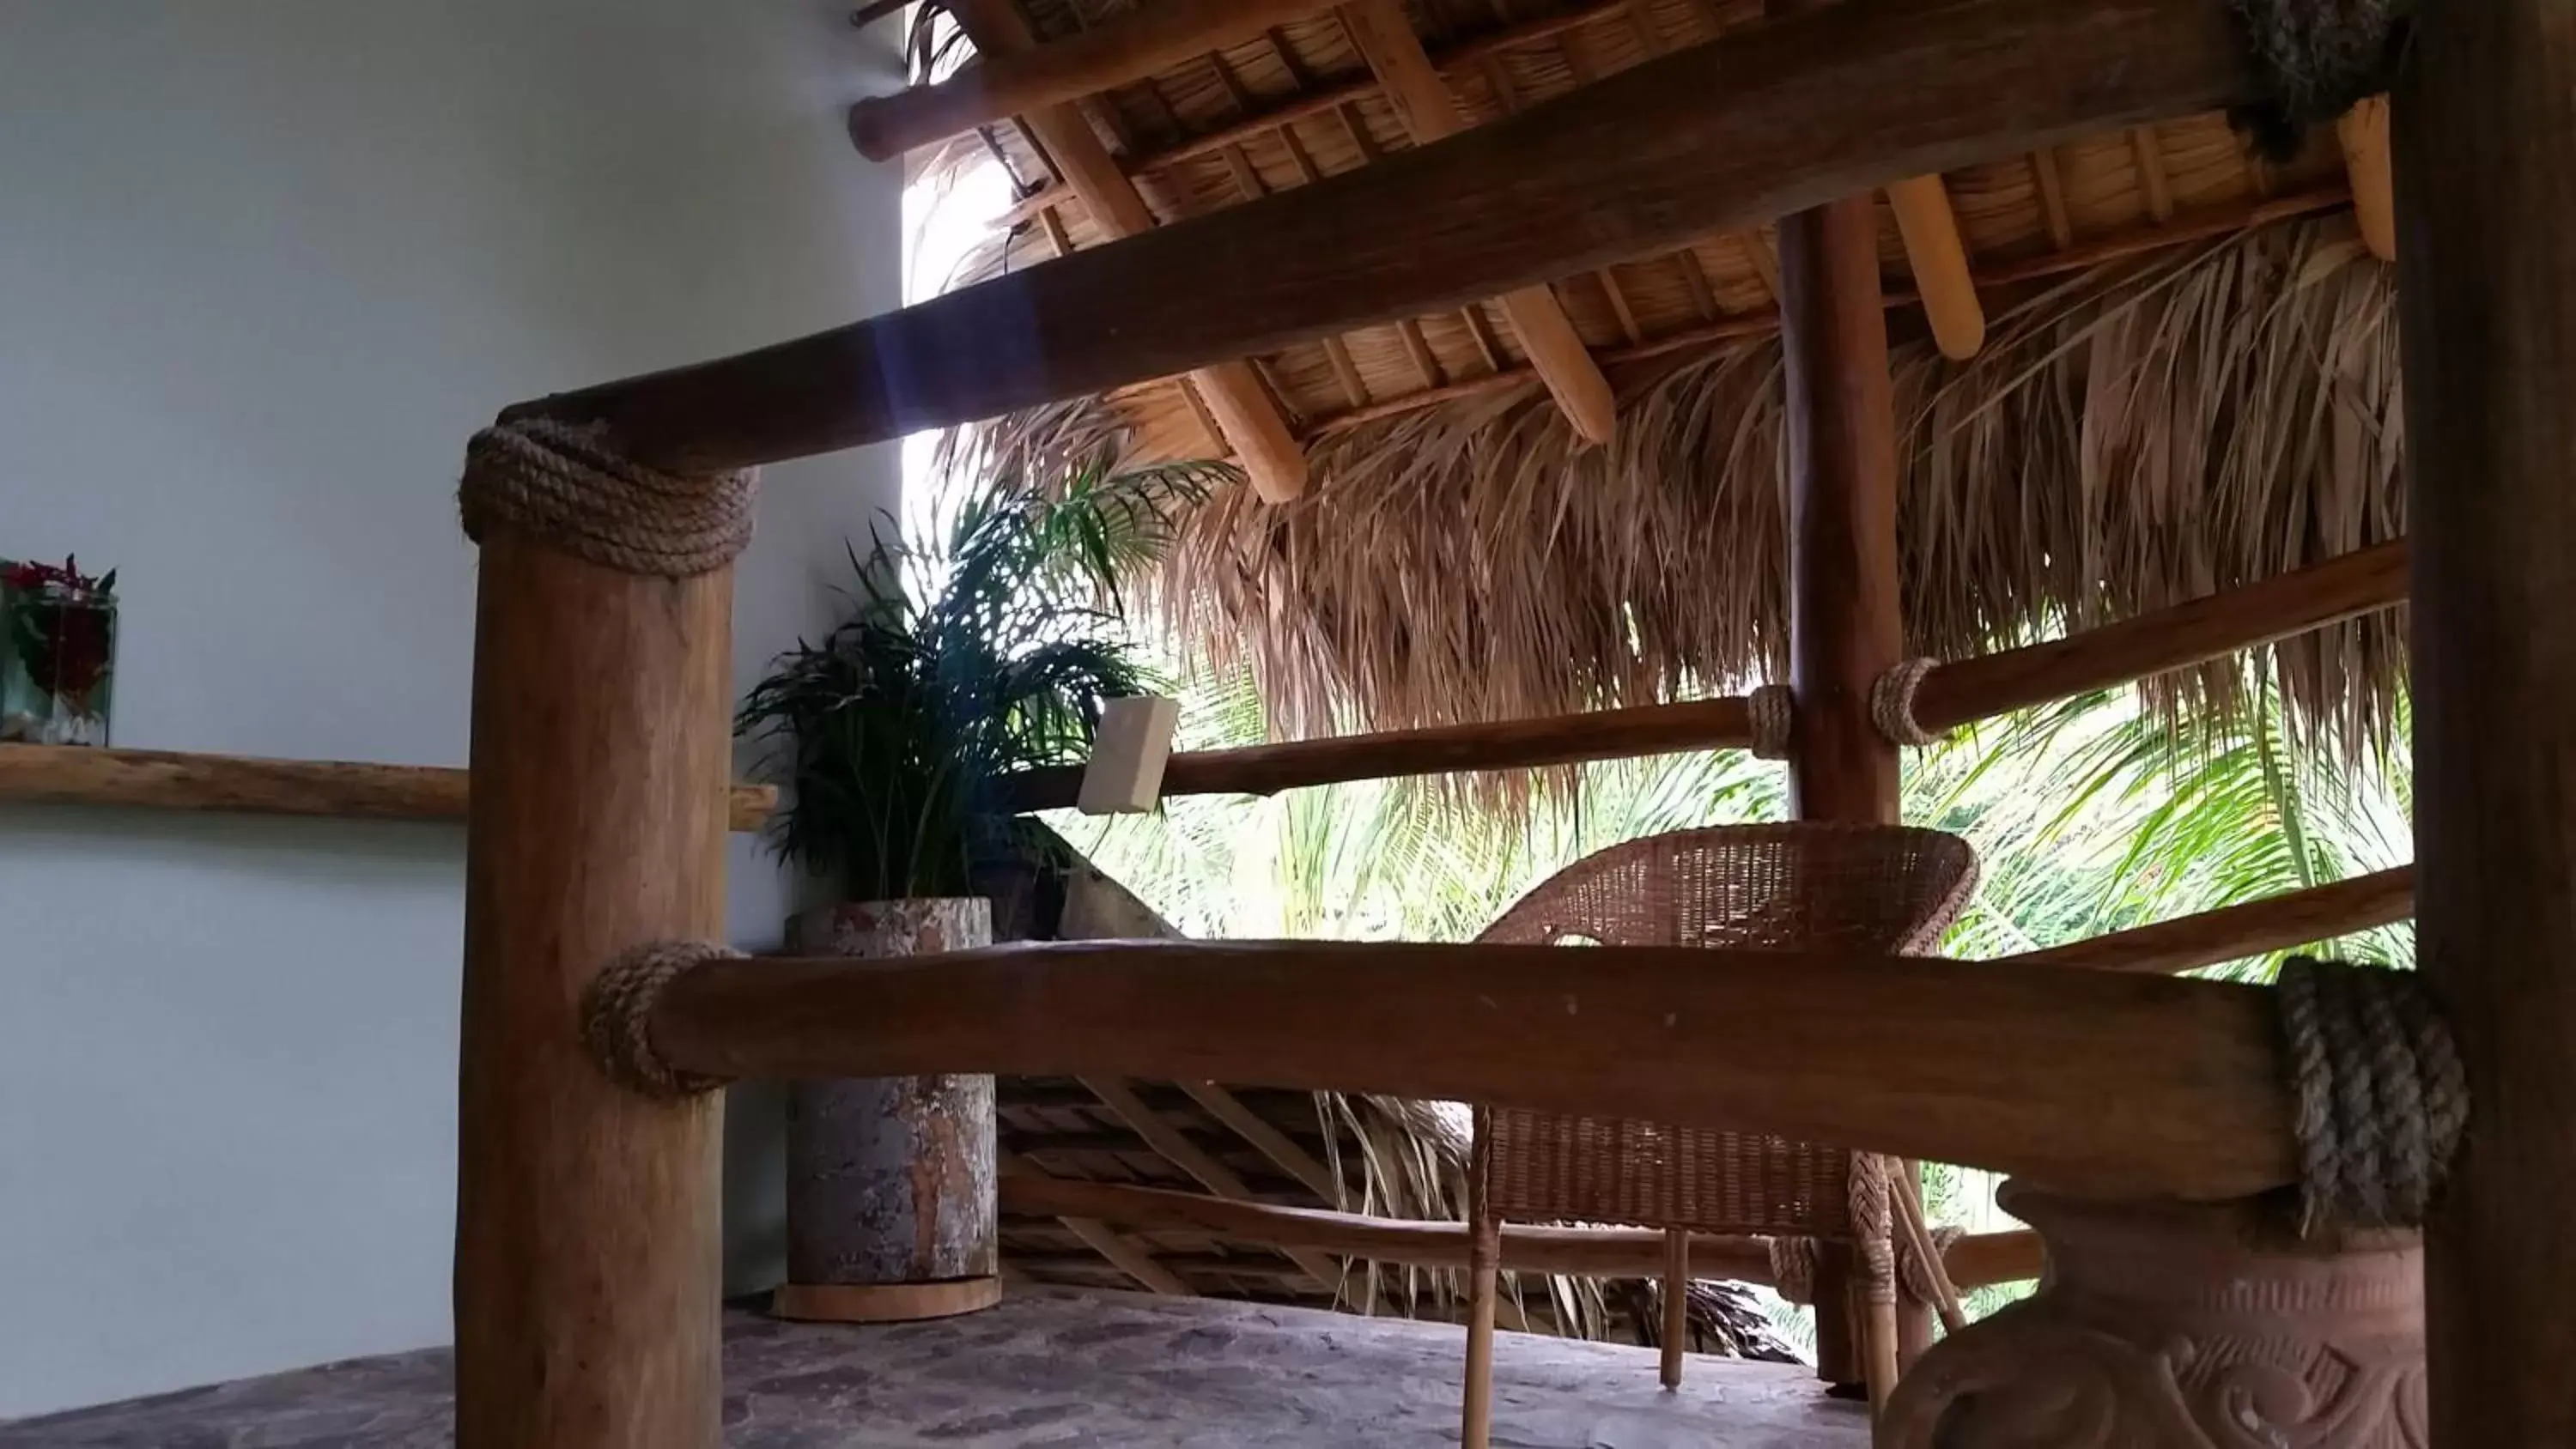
[453,534,732,1446]
[1777,141,1905,1381]
[2394,5,2576,1444]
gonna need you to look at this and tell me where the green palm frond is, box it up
[738,461,1224,901]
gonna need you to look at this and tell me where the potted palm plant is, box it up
[738,458,1218,1322]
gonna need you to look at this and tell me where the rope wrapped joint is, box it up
[2277,955,2466,1234]
[2225,0,2407,160]
[1747,683,1795,761]
[582,940,741,1097]
[1869,658,1951,749]
[460,416,758,578]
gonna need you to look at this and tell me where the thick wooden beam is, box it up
[1005,695,1752,811]
[504,0,2262,472]
[1306,185,2351,438]
[846,0,1352,161]
[453,535,732,1447]
[1336,0,1618,444]
[945,0,1308,503]
[1907,539,2408,733]
[2395,3,2576,1441]
[0,742,775,830]
[2003,866,2415,977]
[648,939,2300,1203]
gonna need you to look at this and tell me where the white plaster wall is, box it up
[0,0,902,1417]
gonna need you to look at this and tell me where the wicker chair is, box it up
[1459,823,1978,1446]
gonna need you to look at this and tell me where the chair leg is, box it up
[1462,1108,1498,1449]
[1862,1296,1901,1412]
[1660,1228,1688,1390]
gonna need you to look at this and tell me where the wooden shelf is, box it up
[0,743,775,832]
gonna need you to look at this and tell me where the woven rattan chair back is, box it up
[1476,823,1978,1239]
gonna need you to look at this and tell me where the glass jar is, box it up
[2,574,117,747]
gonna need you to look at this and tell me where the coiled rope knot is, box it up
[459,416,757,578]
[2277,956,2466,1233]
[1747,684,1796,761]
[2227,0,2407,157]
[581,941,742,1097]
[1869,658,1949,749]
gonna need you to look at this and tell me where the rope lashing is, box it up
[1747,683,1795,761]
[1869,658,1949,748]
[1848,1153,1899,1306]
[2226,0,2407,159]
[1892,1168,1968,1331]
[2277,955,2466,1233]
[1765,1234,1820,1305]
[459,416,757,578]
[581,940,741,1097]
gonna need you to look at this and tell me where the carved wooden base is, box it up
[1880,1182,2424,1448]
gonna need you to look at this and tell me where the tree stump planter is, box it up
[776,897,1000,1324]
[1880,1182,2424,1447]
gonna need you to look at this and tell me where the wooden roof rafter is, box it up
[945,0,1315,502]
[513,0,2273,471]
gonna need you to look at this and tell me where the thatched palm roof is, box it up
[938,0,2403,749]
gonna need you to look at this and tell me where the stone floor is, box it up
[0,1287,1868,1447]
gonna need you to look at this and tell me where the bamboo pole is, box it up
[452,534,732,1449]
[847,0,1353,161]
[2394,3,2576,1440]
[1905,538,2408,733]
[944,0,1309,503]
[2337,96,2395,263]
[1885,176,1986,359]
[646,939,2301,1203]
[1004,695,1753,811]
[0,742,775,829]
[996,1173,2046,1285]
[1335,0,1619,445]
[2002,866,2414,976]
[1005,537,2402,811]
[502,0,2263,472]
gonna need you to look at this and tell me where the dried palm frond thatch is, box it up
[963,217,2403,773]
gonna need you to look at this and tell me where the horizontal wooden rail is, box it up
[1006,697,1751,812]
[651,939,2296,1201]
[1007,541,2404,810]
[0,743,777,832]
[2005,866,2415,976]
[1908,540,2409,732]
[999,1173,2044,1287]
[504,0,2261,471]
[847,0,1352,162]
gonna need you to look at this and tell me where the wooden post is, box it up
[1461,1106,1500,1449]
[453,530,732,1448]
[2393,5,2576,1444]
[1659,1229,1690,1388]
[1777,184,1905,1389]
